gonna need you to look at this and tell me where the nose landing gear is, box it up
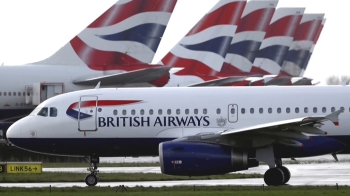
[85,156,99,186]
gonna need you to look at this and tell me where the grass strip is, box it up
[43,162,160,168]
[0,172,262,183]
[0,186,350,196]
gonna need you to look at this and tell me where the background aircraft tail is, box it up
[160,0,247,81]
[281,14,325,77]
[251,7,305,75]
[33,0,177,71]
[221,0,278,74]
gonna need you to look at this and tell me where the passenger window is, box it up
[27,92,30,96]
[241,108,245,114]
[38,107,48,117]
[322,107,326,113]
[149,109,154,115]
[122,110,127,115]
[167,109,171,115]
[23,92,25,96]
[304,107,308,113]
[50,107,57,117]
[176,109,180,115]
[203,109,207,115]
[13,92,16,96]
[113,110,118,115]
[140,109,144,115]
[194,109,198,115]
[286,108,290,114]
[18,92,21,96]
[4,92,7,96]
[9,92,11,96]
[217,108,221,114]
[259,108,263,114]
[250,108,254,114]
[185,109,189,115]
[131,110,135,115]
[313,107,317,113]
[158,109,162,115]
[0,92,1,96]
[295,108,299,113]
[331,107,335,112]
[341,107,345,112]
[268,108,272,114]
[277,108,281,114]
[230,108,235,114]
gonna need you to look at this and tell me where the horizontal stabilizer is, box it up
[73,66,171,86]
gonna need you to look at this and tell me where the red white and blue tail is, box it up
[281,14,325,77]
[299,18,326,77]
[221,0,278,73]
[251,8,305,75]
[33,0,177,71]
[161,0,246,81]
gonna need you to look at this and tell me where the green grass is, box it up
[0,172,262,183]
[0,186,350,196]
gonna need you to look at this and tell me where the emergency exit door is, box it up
[228,104,238,123]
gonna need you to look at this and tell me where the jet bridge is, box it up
[26,83,64,105]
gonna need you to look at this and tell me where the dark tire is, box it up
[264,168,284,186]
[278,166,291,184]
[85,174,98,186]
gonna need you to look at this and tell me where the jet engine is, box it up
[159,141,259,176]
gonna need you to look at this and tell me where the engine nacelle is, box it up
[159,141,258,176]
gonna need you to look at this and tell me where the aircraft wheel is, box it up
[264,168,284,186]
[85,174,98,186]
[278,166,291,184]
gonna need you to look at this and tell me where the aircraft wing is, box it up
[73,67,171,86]
[188,75,263,87]
[219,109,343,146]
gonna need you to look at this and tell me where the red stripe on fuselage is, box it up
[68,100,142,110]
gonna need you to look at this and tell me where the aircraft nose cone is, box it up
[6,121,22,145]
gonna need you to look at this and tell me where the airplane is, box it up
[6,85,349,186]
[0,0,177,123]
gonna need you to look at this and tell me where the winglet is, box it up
[95,82,101,89]
[325,109,344,126]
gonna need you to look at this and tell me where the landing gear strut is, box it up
[256,146,291,186]
[85,156,99,186]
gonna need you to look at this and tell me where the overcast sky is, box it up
[0,0,346,84]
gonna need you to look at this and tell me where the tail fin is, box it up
[251,7,305,75]
[34,0,177,70]
[299,18,326,77]
[281,14,325,77]
[161,0,246,80]
[221,0,278,73]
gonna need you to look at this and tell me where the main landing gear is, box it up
[264,158,291,186]
[85,156,99,186]
[256,145,291,186]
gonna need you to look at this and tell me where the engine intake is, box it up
[159,141,258,176]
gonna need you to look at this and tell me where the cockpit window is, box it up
[50,107,58,117]
[37,107,48,117]
[29,107,42,116]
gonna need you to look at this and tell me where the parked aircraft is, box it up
[0,0,177,123]
[7,85,348,186]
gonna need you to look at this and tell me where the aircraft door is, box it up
[78,96,98,132]
[228,104,238,123]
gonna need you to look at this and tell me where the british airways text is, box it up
[98,116,210,127]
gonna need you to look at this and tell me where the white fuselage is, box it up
[6,85,350,157]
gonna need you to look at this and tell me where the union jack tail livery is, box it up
[251,7,305,75]
[161,0,247,86]
[34,0,177,71]
[221,0,278,74]
[281,14,325,77]
[299,18,326,77]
